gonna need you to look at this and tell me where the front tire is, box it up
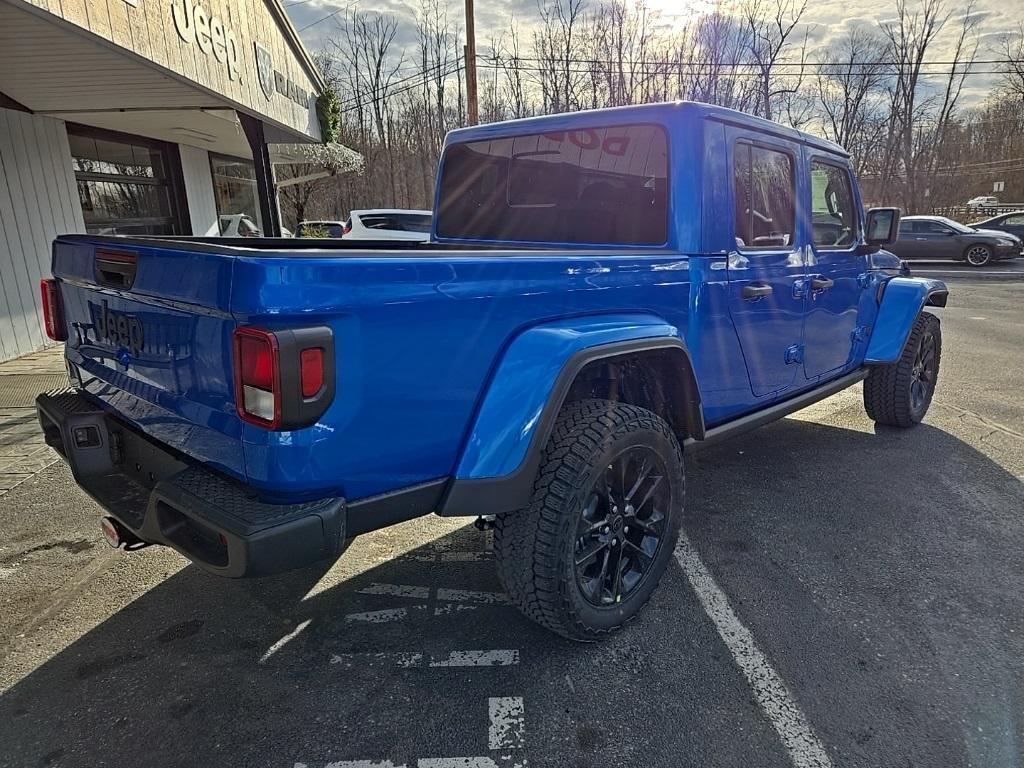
[863,312,941,427]
[965,244,992,266]
[494,399,684,641]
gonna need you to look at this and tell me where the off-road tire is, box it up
[493,399,684,641]
[863,311,941,427]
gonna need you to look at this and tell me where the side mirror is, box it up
[865,207,901,245]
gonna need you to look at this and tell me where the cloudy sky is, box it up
[284,0,1022,105]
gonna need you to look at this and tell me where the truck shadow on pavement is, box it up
[1,417,1022,768]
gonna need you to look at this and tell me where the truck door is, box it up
[802,155,868,379]
[726,134,806,398]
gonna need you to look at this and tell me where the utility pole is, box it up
[464,0,479,125]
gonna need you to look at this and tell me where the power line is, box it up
[478,54,1023,70]
[296,0,361,32]
[476,61,1013,78]
[337,57,461,109]
[339,61,466,113]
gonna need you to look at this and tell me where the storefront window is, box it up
[210,154,263,237]
[68,127,182,236]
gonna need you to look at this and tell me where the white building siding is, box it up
[0,107,84,362]
[180,145,219,237]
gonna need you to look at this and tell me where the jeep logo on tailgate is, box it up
[90,300,145,357]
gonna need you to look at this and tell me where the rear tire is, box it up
[494,399,684,641]
[863,312,941,427]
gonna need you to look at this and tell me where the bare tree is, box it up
[741,0,810,121]
[878,0,948,211]
[815,26,888,173]
[997,22,1024,101]
[532,0,587,112]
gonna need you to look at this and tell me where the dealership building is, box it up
[0,0,327,362]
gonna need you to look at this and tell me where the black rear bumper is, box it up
[36,390,347,577]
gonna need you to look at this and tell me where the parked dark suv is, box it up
[890,215,1022,266]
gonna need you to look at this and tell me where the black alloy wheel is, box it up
[574,446,669,607]
[909,326,938,413]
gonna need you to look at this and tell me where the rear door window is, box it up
[436,124,668,245]
[733,143,795,249]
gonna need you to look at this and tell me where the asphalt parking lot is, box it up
[1,274,1022,768]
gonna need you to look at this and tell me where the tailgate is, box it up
[52,237,245,480]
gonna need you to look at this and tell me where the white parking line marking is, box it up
[297,759,525,768]
[329,650,519,668]
[429,650,519,667]
[330,652,424,668]
[295,762,401,768]
[259,620,311,664]
[418,758,524,768]
[488,697,525,750]
[404,552,493,562]
[675,534,834,768]
[433,603,479,616]
[358,583,431,599]
[436,588,509,605]
[345,607,425,624]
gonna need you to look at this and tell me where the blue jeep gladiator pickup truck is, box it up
[36,102,947,640]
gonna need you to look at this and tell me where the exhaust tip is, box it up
[100,517,123,548]
[100,516,148,550]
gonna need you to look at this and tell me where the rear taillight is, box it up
[232,326,335,430]
[342,221,351,236]
[40,279,67,341]
[234,328,281,427]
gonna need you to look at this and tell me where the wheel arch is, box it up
[440,317,703,517]
[865,277,948,365]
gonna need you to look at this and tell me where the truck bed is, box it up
[51,234,699,504]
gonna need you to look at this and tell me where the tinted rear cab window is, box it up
[436,124,668,245]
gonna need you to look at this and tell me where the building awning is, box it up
[270,142,364,188]
[0,0,326,151]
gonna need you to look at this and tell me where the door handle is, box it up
[742,284,773,299]
[810,277,834,291]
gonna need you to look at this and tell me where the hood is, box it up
[974,228,1022,243]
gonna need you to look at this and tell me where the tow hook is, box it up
[99,516,150,551]
[473,515,496,531]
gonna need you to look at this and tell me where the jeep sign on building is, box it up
[0,0,325,361]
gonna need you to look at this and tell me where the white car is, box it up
[218,214,262,238]
[966,196,999,210]
[345,209,432,241]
